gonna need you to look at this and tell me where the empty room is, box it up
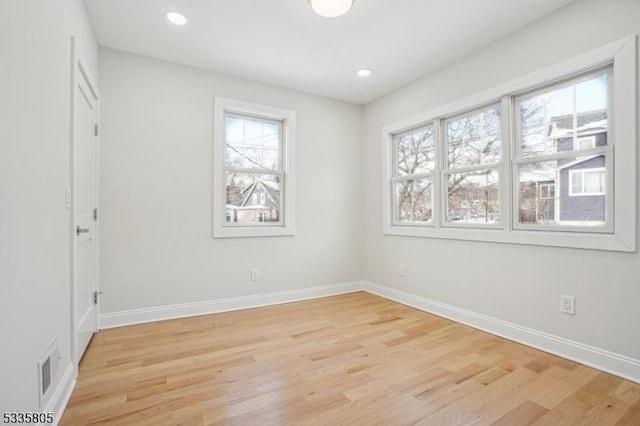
[2,0,640,424]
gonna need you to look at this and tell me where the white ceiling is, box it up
[84,0,575,105]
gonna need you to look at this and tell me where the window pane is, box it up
[224,114,281,170]
[518,157,606,226]
[446,169,499,224]
[576,136,595,150]
[394,125,434,176]
[571,172,583,194]
[225,172,280,225]
[519,73,609,157]
[447,106,501,169]
[583,170,605,194]
[540,183,555,199]
[519,161,557,225]
[394,179,432,223]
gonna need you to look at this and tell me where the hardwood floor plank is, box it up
[60,292,640,425]
[531,365,600,409]
[415,401,487,426]
[491,400,548,426]
[615,399,640,425]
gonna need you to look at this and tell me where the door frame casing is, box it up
[69,36,100,365]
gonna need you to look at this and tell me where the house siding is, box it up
[559,155,606,221]
[556,132,607,152]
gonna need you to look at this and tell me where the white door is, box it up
[73,58,99,363]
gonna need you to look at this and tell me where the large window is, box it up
[213,98,296,238]
[382,37,636,251]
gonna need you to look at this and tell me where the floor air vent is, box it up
[38,339,60,409]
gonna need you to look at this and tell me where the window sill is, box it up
[213,225,295,239]
[383,225,633,252]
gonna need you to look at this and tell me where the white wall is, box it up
[363,0,640,361]
[0,0,97,412]
[98,48,363,314]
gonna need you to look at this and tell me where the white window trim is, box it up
[382,36,636,252]
[213,97,296,238]
[569,167,606,196]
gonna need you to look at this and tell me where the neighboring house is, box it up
[226,179,279,223]
[522,110,607,225]
[225,204,238,223]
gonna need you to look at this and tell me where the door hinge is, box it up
[93,291,103,305]
[94,124,99,136]
[93,208,98,221]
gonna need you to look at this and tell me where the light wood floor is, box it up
[61,292,640,425]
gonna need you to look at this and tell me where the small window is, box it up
[570,168,606,196]
[539,183,555,199]
[213,98,296,238]
[576,136,596,150]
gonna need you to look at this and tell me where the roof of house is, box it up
[522,154,605,184]
[239,179,278,208]
[557,155,602,171]
[548,109,607,139]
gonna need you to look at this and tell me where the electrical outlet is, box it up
[399,264,406,277]
[560,295,575,315]
[251,268,260,281]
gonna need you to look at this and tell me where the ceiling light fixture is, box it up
[357,68,372,77]
[166,12,187,26]
[309,0,354,18]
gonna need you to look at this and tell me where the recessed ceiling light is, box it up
[309,0,354,18]
[357,69,372,77]
[166,12,187,26]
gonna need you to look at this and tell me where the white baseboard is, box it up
[98,279,639,384]
[363,281,640,384]
[45,362,76,426]
[99,281,363,329]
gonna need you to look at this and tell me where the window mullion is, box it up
[433,118,442,228]
[440,118,450,228]
[390,178,398,224]
[511,96,520,231]
[501,95,512,231]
